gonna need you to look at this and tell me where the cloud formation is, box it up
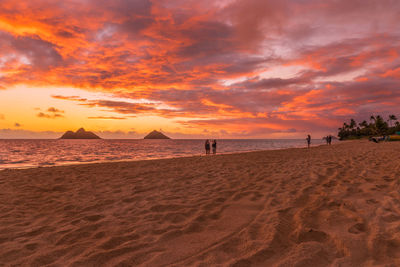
[1,0,400,136]
[88,116,127,120]
[36,107,65,119]
[47,107,64,113]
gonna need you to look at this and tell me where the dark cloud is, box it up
[222,0,289,49]
[51,95,87,102]
[37,112,64,119]
[56,30,76,38]
[96,0,152,17]
[81,100,157,114]
[177,21,235,58]
[35,107,65,119]
[53,95,158,115]
[47,107,64,113]
[0,31,63,70]
[232,76,309,90]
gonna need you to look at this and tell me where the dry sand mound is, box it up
[0,140,400,266]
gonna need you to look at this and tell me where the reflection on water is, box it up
[0,139,328,169]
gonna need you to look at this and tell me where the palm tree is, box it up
[359,120,368,128]
[370,115,376,123]
[389,115,397,127]
[375,115,388,135]
[349,119,356,129]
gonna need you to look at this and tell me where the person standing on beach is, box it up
[205,140,210,154]
[328,135,332,145]
[306,134,311,148]
[212,140,217,154]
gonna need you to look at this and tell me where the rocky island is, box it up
[60,128,101,139]
[143,130,170,139]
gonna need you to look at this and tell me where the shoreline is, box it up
[1,141,329,171]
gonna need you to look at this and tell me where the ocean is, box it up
[0,139,328,170]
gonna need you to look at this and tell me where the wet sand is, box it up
[0,140,400,266]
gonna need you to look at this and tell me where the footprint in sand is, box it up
[387,239,400,258]
[348,223,366,234]
[323,180,337,188]
[376,184,389,189]
[83,214,105,222]
[383,176,395,182]
[382,214,400,223]
[296,229,328,243]
[366,199,379,205]
[25,243,39,250]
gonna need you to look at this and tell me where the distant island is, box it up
[60,128,101,139]
[144,130,170,139]
[338,114,400,140]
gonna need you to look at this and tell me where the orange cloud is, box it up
[37,112,64,119]
[36,107,65,119]
[88,116,127,120]
[381,67,400,79]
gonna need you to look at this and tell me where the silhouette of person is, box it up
[212,140,217,154]
[328,135,332,145]
[205,140,210,154]
[306,134,311,148]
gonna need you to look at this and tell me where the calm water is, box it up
[0,139,327,169]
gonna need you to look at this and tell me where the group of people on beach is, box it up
[205,140,217,154]
[324,135,333,145]
[307,134,334,148]
[205,136,332,153]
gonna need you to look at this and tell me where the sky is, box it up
[0,0,400,139]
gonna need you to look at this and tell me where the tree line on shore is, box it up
[338,115,400,140]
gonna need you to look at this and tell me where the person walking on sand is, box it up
[212,140,217,154]
[205,140,210,154]
[306,134,311,148]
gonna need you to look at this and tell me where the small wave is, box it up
[105,156,120,160]
[38,162,56,166]
[80,158,101,162]
[55,157,83,162]
[8,160,30,164]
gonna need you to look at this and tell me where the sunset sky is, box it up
[1,0,400,139]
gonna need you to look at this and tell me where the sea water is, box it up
[0,139,328,169]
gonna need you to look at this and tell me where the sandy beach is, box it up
[1,140,400,266]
